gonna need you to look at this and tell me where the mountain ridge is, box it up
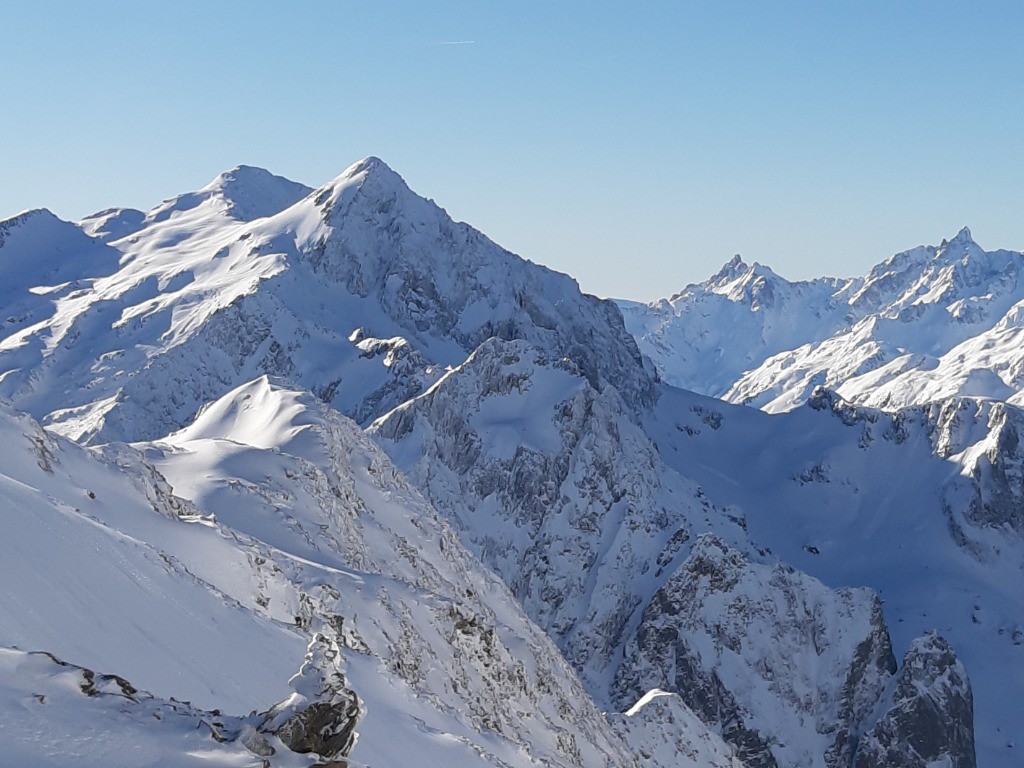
[620,227,1024,413]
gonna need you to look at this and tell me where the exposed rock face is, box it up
[927,398,1024,534]
[370,339,984,766]
[824,600,900,767]
[613,536,897,768]
[607,690,746,768]
[815,390,1024,537]
[260,634,362,759]
[303,157,657,411]
[371,338,749,700]
[853,634,975,768]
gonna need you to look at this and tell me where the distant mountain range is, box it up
[620,226,1024,412]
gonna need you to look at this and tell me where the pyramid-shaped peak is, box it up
[707,253,781,286]
[707,254,749,282]
[329,155,408,192]
[348,155,393,175]
[312,156,429,222]
[725,253,747,270]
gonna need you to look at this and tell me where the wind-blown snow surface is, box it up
[0,401,305,712]
[620,227,1024,413]
[0,647,311,768]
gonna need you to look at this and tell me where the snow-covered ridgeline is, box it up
[621,227,1024,413]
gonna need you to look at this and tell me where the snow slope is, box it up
[0,387,645,766]
[141,376,643,768]
[0,401,305,712]
[1,158,1003,766]
[0,647,311,768]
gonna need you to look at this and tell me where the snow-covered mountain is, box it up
[620,227,1024,413]
[0,157,652,444]
[0,158,1003,765]
[617,231,1024,760]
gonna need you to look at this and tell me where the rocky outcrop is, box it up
[801,390,1024,539]
[0,647,285,764]
[260,634,362,759]
[824,599,899,767]
[613,536,898,768]
[853,633,975,768]
[928,398,1024,534]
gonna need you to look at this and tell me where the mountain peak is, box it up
[707,254,749,284]
[331,155,406,192]
[147,165,312,224]
[1,207,62,229]
[1,208,90,250]
[706,253,781,290]
[202,165,312,221]
[204,164,278,191]
[940,226,975,249]
[348,155,391,175]
[77,207,146,242]
[310,156,422,224]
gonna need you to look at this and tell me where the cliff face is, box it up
[853,634,975,768]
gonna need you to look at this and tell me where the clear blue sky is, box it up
[2,1,1022,300]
